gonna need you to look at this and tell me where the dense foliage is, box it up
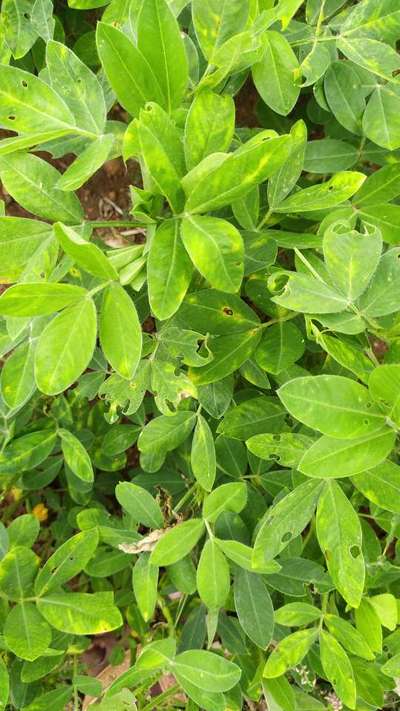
[2,0,400,709]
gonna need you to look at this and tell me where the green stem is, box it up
[173,483,197,516]
[85,220,142,229]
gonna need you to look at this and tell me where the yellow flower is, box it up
[32,503,48,522]
[11,487,23,502]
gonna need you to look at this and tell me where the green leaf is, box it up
[17,687,73,711]
[96,22,164,117]
[255,322,305,374]
[323,221,382,301]
[55,223,117,280]
[59,428,94,483]
[0,282,87,317]
[173,650,241,692]
[299,429,395,479]
[197,539,230,610]
[324,62,365,135]
[272,273,349,314]
[215,539,280,575]
[358,247,400,317]
[137,0,188,112]
[355,599,382,653]
[278,375,385,439]
[132,553,159,622]
[382,652,400,678]
[0,430,56,476]
[37,592,122,634]
[46,40,106,134]
[0,65,74,133]
[100,283,142,380]
[34,530,99,596]
[8,514,39,549]
[316,481,364,607]
[267,119,307,209]
[0,152,83,224]
[324,614,374,661]
[263,629,317,678]
[4,603,52,661]
[274,602,321,627]
[304,139,358,173]
[352,460,400,513]
[176,289,259,335]
[0,546,39,600]
[234,568,274,649]
[34,298,97,395]
[184,133,292,214]
[181,215,244,293]
[319,630,356,709]
[137,103,185,212]
[150,519,205,566]
[253,31,300,116]
[192,0,249,61]
[189,328,261,385]
[0,658,9,710]
[0,217,53,282]
[363,85,400,150]
[57,134,114,191]
[31,0,54,43]
[354,163,400,207]
[148,220,193,320]
[253,479,323,566]
[184,91,235,171]
[337,36,400,83]
[1,0,38,58]
[191,414,216,492]
[247,432,312,469]
[263,677,295,711]
[0,340,36,409]
[274,172,366,213]
[138,412,196,461]
[203,482,247,523]
[217,395,285,441]
[116,482,163,528]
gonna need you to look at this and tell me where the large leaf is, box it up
[37,592,122,634]
[96,22,164,117]
[137,0,188,111]
[253,31,300,116]
[34,298,97,395]
[148,220,193,320]
[181,215,244,293]
[234,568,274,649]
[278,375,385,439]
[0,153,83,224]
[183,134,292,214]
[253,479,323,566]
[99,283,142,380]
[316,481,364,608]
